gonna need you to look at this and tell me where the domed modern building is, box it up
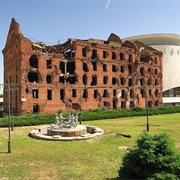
[123,34,180,106]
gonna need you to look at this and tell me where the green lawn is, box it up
[0,113,179,180]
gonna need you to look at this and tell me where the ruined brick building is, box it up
[2,18,163,115]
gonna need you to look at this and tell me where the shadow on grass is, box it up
[0,152,9,154]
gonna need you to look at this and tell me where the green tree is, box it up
[118,132,180,179]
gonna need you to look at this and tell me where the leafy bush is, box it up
[118,132,180,179]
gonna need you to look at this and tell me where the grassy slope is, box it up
[0,113,179,180]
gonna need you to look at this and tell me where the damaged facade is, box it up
[2,18,163,115]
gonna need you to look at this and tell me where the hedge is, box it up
[0,106,180,127]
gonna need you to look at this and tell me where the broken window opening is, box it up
[155,89,159,97]
[104,101,110,109]
[60,89,65,100]
[140,54,152,64]
[27,72,39,83]
[140,89,146,98]
[120,77,125,85]
[121,90,126,99]
[46,59,52,69]
[60,62,65,74]
[112,52,116,59]
[148,79,152,85]
[120,53,125,60]
[130,101,135,108]
[121,101,126,108]
[128,78,133,86]
[25,88,29,94]
[29,54,38,68]
[94,90,98,99]
[72,89,76,97]
[155,100,159,106]
[112,65,117,72]
[91,49,97,59]
[46,75,52,84]
[83,62,88,72]
[148,101,153,107]
[149,89,152,97]
[155,79,159,86]
[47,89,52,100]
[67,62,75,74]
[32,89,38,98]
[112,77,117,85]
[113,89,116,96]
[130,89,135,98]
[91,75,97,86]
[155,69,158,75]
[103,89,109,97]
[154,57,158,64]
[129,54,133,63]
[148,68,151,74]
[64,49,75,58]
[103,64,107,72]
[140,79,145,86]
[92,61,97,71]
[128,65,132,75]
[83,74,87,85]
[82,47,87,57]
[103,51,108,59]
[120,66,125,73]
[113,99,118,109]
[140,67,145,76]
[33,104,39,113]
[103,76,108,84]
[83,89,88,99]
[66,76,77,84]
[59,76,65,83]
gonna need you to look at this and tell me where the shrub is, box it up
[118,132,180,179]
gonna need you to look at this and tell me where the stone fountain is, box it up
[30,113,104,141]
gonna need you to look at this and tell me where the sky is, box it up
[1,0,180,94]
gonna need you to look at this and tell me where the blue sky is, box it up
[1,0,180,94]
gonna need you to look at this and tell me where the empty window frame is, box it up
[60,89,65,100]
[113,89,116,96]
[128,78,133,86]
[83,62,88,72]
[33,104,39,113]
[120,53,125,60]
[29,54,38,68]
[103,51,108,58]
[103,89,108,97]
[112,52,116,59]
[91,75,97,86]
[83,89,88,99]
[72,89,76,97]
[120,66,125,73]
[129,54,133,63]
[46,59,52,69]
[94,90,98,99]
[128,65,132,75]
[140,67,145,76]
[59,76,65,83]
[92,62,97,71]
[32,89,38,98]
[155,79,159,86]
[112,77,117,85]
[82,47,87,57]
[103,64,107,72]
[120,77,125,85]
[112,65,117,72]
[91,49,97,59]
[60,62,65,74]
[154,69,158,75]
[67,62,75,74]
[47,89,52,100]
[103,76,108,84]
[130,89,135,98]
[83,74,87,85]
[46,75,52,84]
[27,72,39,83]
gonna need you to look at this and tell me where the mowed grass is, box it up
[0,113,179,180]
